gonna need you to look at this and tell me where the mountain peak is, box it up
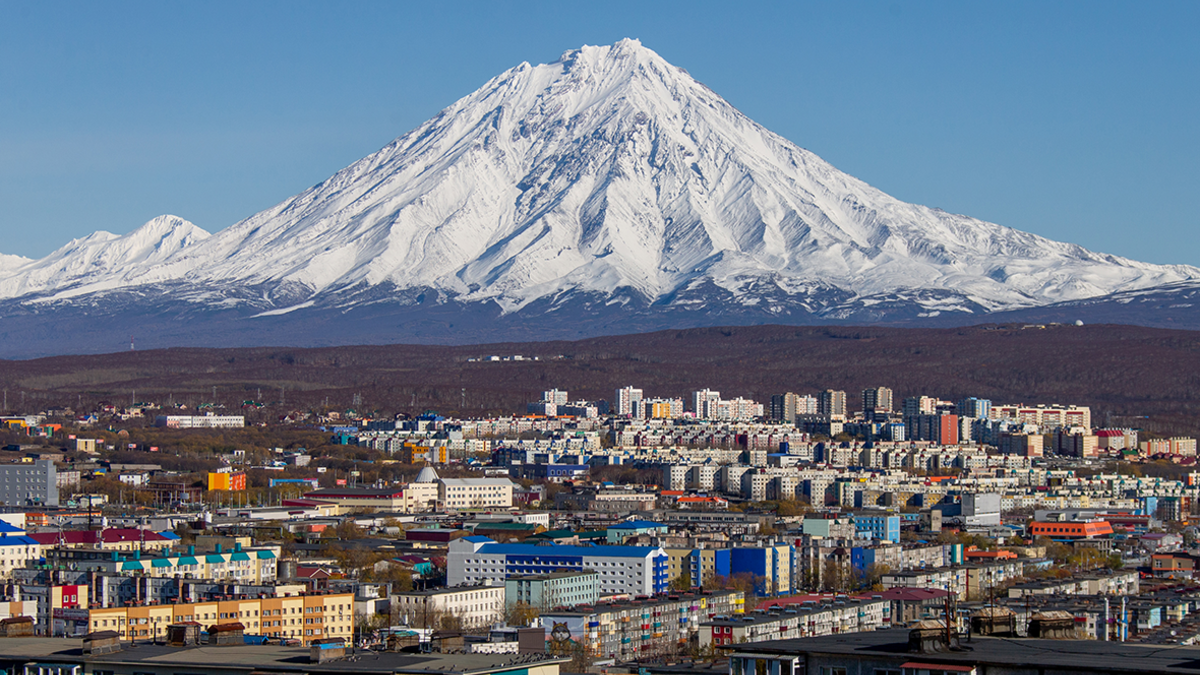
[0,41,1197,350]
[558,37,653,68]
[135,214,210,239]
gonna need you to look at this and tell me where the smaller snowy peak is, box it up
[0,253,33,274]
[134,214,211,243]
[0,215,210,300]
[42,214,210,271]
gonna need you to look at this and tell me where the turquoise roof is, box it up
[121,561,145,571]
[231,552,251,561]
[151,558,173,568]
[178,556,199,566]
[257,550,276,559]
[206,554,227,563]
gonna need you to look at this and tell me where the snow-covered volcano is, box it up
[1,39,1197,355]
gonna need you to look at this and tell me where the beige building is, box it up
[87,592,354,645]
[401,481,440,512]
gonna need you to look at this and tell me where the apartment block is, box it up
[541,590,743,661]
[505,571,599,610]
[438,478,513,509]
[153,415,245,429]
[701,597,889,647]
[394,584,506,629]
[448,536,668,596]
[0,460,57,507]
[85,592,353,644]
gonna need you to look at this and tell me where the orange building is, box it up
[964,547,1018,561]
[1030,520,1113,538]
[207,471,247,491]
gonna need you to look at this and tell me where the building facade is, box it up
[0,460,57,507]
[448,537,668,596]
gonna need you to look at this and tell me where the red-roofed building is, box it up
[677,496,728,510]
[1030,520,1113,539]
[28,528,172,552]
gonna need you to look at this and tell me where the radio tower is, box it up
[130,335,135,351]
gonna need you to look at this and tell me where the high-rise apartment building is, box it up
[956,397,991,419]
[817,390,846,420]
[861,387,894,415]
[640,398,684,419]
[771,393,819,423]
[542,389,569,405]
[693,389,722,419]
[615,386,644,417]
[909,414,960,445]
[902,396,938,418]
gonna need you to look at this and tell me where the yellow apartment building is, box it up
[86,592,355,645]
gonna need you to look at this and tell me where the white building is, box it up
[439,478,514,510]
[154,415,245,429]
[615,386,644,417]
[392,584,506,629]
[0,521,41,579]
[693,389,722,419]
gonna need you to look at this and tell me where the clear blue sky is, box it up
[1,1,1197,265]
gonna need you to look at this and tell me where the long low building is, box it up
[1007,570,1140,598]
[880,559,1031,601]
[541,590,743,661]
[701,597,889,647]
[728,623,1200,675]
[0,637,569,675]
[448,536,668,596]
[43,543,279,584]
[81,591,355,645]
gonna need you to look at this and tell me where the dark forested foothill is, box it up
[0,322,1196,435]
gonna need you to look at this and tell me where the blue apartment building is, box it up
[852,514,901,543]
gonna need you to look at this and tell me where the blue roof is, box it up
[0,521,25,534]
[610,520,665,530]
[0,535,38,546]
[462,536,494,543]
[158,531,182,540]
[477,543,658,558]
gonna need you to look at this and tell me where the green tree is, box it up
[671,570,693,591]
[504,601,541,627]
